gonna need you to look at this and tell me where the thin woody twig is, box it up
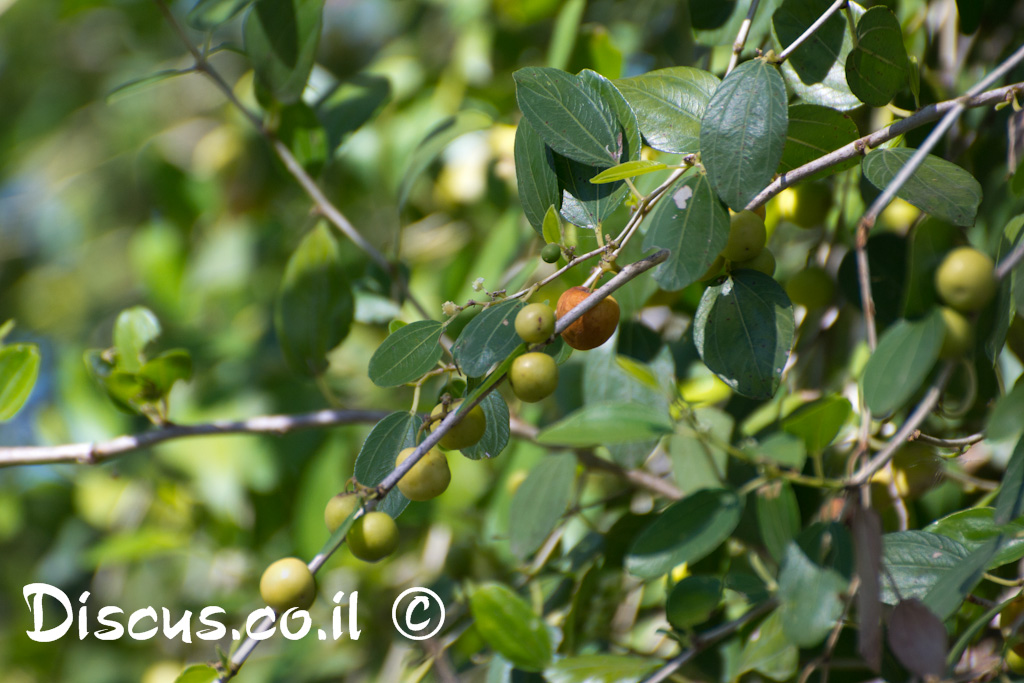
[727,0,761,75]
[776,0,848,63]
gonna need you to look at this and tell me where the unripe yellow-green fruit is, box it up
[935,247,997,312]
[260,557,316,612]
[347,511,399,562]
[1002,595,1024,659]
[395,446,451,501]
[722,211,767,261]
[785,182,832,228]
[700,255,726,281]
[939,306,974,358]
[515,303,556,343]
[509,352,559,402]
[556,286,620,350]
[786,267,835,309]
[430,399,486,450]
[732,248,776,276]
[324,493,360,533]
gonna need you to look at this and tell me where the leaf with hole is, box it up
[642,171,730,291]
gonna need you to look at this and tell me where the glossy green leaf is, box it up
[509,453,576,559]
[700,59,788,211]
[368,320,444,387]
[861,310,944,415]
[187,0,252,30]
[138,349,193,397]
[461,393,510,461]
[626,489,744,578]
[642,171,730,291]
[772,0,864,110]
[243,0,324,105]
[554,152,629,229]
[275,224,354,377]
[470,583,553,672]
[0,344,40,422]
[614,67,720,154]
[536,402,673,447]
[398,110,493,209]
[544,655,660,683]
[880,530,969,604]
[922,536,1000,620]
[353,412,415,518]
[666,575,723,629]
[315,74,390,154]
[590,160,667,184]
[757,481,801,563]
[452,300,525,378]
[736,610,799,681]
[845,7,909,107]
[513,67,623,168]
[780,104,860,179]
[987,377,1024,443]
[926,507,1024,569]
[778,541,848,647]
[694,270,796,400]
[995,435,1024,525]
[114,306,161,372]
[781,395,851,453]
[515,118,561,233]
[862,148,983,227]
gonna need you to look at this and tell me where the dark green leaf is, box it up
[114,306,161,372]
[995,435,1024,525]
[398,110,493,209]
[353,412,415,518]
[694,270,796,400]
[515,118,561,233]
[781,395,851,453]
[987,377,1024,443]
[513,67,623,167]
[862,148,983,227]
[461,393,510,460]
[845,7,909,107]
[780,104,860,179]
[757,481,801,563]
[700,59,788,211]
[315,74,390,153]
[509,453,576,560]
[642,171,730,291]
[923,536,1000,620]
[187,0,253,30]
[903,218,959,318]
[736,610,799,681]
[926,507,1024,568]
[838,232,907,329]
[614,67,720,154]
[626,489,744,578]
[368,320,444,387]
[174,664,220,683]
[536,402,673,447]
[666,575,723,629]
[275,224,354,377]
[554,152,629,229]
[772,0,864,110]
[0,344,41,422]
[243,0,324,105]
[861,310,944,415]
[694,0,783,48]
[470,583,553,672]
[452,300,526,378]
[983,215,1024,362]
[778,541,848,647]
[880,530,969,604]
[138,349,193,397]
[544,655,660,683]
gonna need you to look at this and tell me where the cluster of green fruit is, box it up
[934,245,997,358]
[256,284,625,613]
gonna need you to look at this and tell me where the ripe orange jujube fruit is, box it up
[556,286,620,350]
